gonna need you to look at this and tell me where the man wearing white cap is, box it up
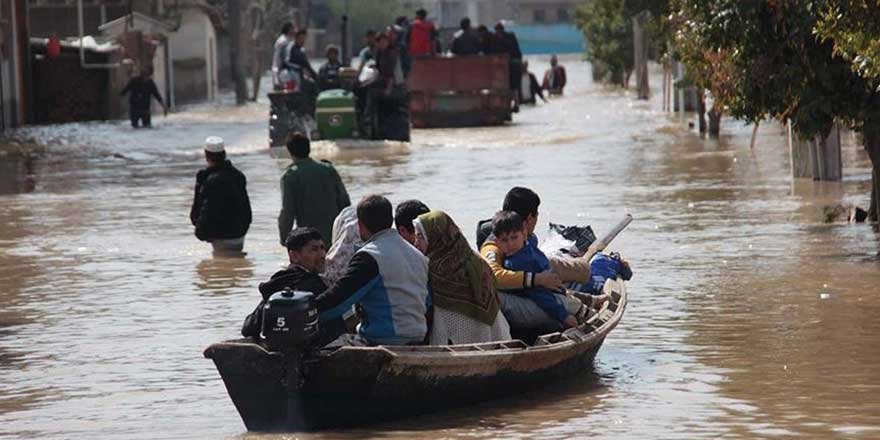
[190,136,253,254]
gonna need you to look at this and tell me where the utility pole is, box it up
[229,0,247,105]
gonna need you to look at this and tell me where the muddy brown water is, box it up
[2,57,879,439]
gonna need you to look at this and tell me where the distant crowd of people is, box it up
[270,9,569,111]
[189,132,628,348]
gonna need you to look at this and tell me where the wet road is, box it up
[1,56,879,439]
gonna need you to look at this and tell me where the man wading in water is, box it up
[278,133,351,247]
[190,137,253,254]
[120,66,166,128]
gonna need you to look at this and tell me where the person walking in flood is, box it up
[543,54,567,96]
[120,66,165,128]
[190,137,252,254]
[278,133,351,247]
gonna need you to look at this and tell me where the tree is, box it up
[815,0,880,221]
[576,0,632,86]
[576,0,670,88]
[672,0,880,223]
[670,1,739,136]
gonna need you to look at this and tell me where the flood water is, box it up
[2,56,879,439]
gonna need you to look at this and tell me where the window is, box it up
[558,8,571,23]
[533,9,546,23]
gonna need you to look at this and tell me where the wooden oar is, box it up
[582,213,633,262]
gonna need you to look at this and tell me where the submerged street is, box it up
[2,57,880,439]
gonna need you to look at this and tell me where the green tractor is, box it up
[268,66,410,149]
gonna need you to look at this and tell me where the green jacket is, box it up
[278,157,351,245]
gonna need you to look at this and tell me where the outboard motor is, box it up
[261,289,320,429]
[261,288,319,352]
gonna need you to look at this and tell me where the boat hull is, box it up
[205,279,627,432]
[206,336,604,431]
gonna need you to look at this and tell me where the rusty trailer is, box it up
[204,278,628,432]
[408,54,512,128]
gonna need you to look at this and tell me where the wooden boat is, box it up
[204,278,628,432]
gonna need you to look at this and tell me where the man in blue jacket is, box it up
[315,194,430,346]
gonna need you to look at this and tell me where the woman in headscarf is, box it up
[322,206,362,285]
[413,211,510,345]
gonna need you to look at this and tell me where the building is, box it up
[415,0,584,55]
[508,0,577,25]
[416,0,578,28]
[98,12,175,114]
[99,7,220,106]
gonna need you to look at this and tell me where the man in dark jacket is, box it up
[190,137,252,253]
[241,227,345,345]
[120,66,165,128]
[278,133,351,247]
[285,29,318,82]
[451,17,481,56]
[494,22,523,111]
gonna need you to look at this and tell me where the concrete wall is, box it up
[169,9,217,104]
[511,1,576,24]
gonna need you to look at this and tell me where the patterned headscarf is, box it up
[416,211,500,325]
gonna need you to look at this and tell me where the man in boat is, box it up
[190,137,252,254]
[491,211,586,329]
[478,187,591,330]
[315,195,430,346]
[520,60,548,105]
[451,17,481,56]
[317,45,343,92]
[394,199,430,245]
[241,227,345,345]
[278,133,351,247]
[543,54,567,96]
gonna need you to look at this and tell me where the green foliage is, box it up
[576,0,671,87]
[576,0,629,85]
[815,1,880,85]
[671,0,874,139]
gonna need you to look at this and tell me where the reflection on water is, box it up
[0,152,37,194]
[195,257,255,294]
[1,55,879,439]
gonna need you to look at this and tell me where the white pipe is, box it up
[78,0,119,69]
